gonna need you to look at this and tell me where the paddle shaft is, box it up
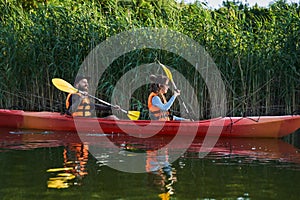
[170,81,194,121]
[79,91,129,115]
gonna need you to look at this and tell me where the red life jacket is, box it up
[66,93,92,117]
[148,92,170,121]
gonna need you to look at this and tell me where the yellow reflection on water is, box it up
[47,143,89,189]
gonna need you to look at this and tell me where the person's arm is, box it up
[94,103,112,111]
[152,95,177,111]
[173,115,188,121]
[94,103,121,111]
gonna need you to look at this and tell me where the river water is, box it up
[1,128,300,200]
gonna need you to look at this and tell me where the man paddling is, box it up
[66,75,120,119]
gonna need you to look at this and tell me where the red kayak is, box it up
[0,109,300,138]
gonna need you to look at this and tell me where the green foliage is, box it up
[1,0,300,118]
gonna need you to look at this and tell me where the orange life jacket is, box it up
[148,92,170,121]
[66,93,92,117]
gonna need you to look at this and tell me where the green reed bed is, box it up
[0,0,299,119]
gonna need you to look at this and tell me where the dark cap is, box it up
[74,75,90,84]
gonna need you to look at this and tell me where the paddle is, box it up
[157,61,194,121]
[52,78,140,120]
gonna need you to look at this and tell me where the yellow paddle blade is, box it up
[127,111,140,120]
[158,62,173,81]
[52,78,78,94]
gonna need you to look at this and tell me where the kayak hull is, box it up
[0,109,300,138]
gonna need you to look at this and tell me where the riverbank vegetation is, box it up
[1,0,300,119]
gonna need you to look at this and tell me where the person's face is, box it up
[160,80,169,94]
[76,79,89,91]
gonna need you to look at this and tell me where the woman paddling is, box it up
[148,74,188,121]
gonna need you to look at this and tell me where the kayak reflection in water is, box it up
[47,143,89,189]
[146,149,177,200]
[65,75,120,119]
